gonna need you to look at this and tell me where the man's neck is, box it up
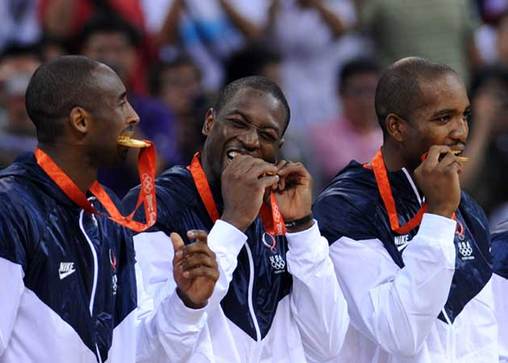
[38,143,97,193]
[381,142,410,172]
[199,149,222,197]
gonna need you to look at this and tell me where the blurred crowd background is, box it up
[1,0,508,226]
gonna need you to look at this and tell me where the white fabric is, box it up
[134,219,349,363]
[0,246,207,363]
[0,258,99,363]
[493,273,508,362]
[330,213,498,362]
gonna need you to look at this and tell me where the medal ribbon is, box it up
[371,149,427,234]
[187,153,286,238]
[35,144,157,232]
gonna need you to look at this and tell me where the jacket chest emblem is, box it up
[456,220,475,261]
[269,254,286,273]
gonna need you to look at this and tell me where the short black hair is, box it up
[80,13,141,49]
[339,57,380,93]
[375,57,457,133]
[25,55,102,142]
[214,76,290,135]
[224,44,281,86]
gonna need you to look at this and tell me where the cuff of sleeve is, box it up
[209,219,247,257]
[419,213,457,265]
[165,289,207,326]
[286,220,326,256]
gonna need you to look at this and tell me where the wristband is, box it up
[284,213,313,230]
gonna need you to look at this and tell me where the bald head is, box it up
[375,57,459,134]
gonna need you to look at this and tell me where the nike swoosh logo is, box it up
[59,269,76,280]
[397,243,409,252]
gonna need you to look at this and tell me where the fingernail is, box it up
[187,231,195,239]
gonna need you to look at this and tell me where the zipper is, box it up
[79,209,103,363]
[244,243,261,341]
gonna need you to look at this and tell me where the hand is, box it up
[172,230,219,309]
[274,161,313,231]
[414,145,462,218]
[221,155,279,231]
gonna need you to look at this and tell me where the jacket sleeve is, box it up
[285,221,349,363]
[0,210,27,356]
[134,220,247,362]
[329,213,456,356]
[491,229,508,362]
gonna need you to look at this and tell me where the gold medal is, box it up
[452,150,469,163]
[117,136,150,148]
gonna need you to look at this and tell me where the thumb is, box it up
[170,232,185,252]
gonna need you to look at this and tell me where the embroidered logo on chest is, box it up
[59,262,76,280]
[456,220,475,261]
[394,234,410,251]
[269,254,286,273]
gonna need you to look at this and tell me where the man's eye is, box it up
[436,115,451,123]
[229,119,248,128]
[260,131,278,142]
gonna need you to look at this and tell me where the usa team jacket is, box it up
[123,165,349,363]
[491,224,508,363]
[313,161,497,363]
[0,154,208,363]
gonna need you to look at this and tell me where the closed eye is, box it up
[228,118,249,129]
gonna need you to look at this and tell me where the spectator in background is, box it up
[40,0,152,94]
[223,43,282,85]
[265,0,367,164]
[0,44,41,167]
[356,0,482,84]
[147,0,270,91]
[0,0,41,52]
[310,57,382,188]
[461,65,508,221]
[149,55,207,163]
[80,14,180,196]
[40,0,145,41]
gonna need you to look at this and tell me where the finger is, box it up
[187,229,208,243]
[171,232,185,261]
[182,266,219,281]
[227,154,258,175]
[248,160,278,179]
[183,241,216,257]
[436,151,458,169]
[276,162,309,179]
[422,145,452,168]
[275,159,289,170]
[258,174,280,190]
[182,254,217,271]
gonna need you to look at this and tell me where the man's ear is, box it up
[385,113,408,143]
[68,107,89,136]
[202,108,215,136]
